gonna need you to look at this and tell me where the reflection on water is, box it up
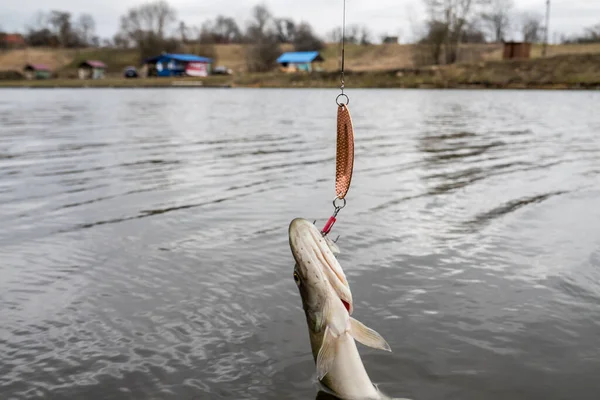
[1,88,600,400]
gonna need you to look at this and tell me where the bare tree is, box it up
[520,12,543,42]
[292,22,323,51]
[200,16,242,44]
[562,22,600,43]
[48,11,75,46]
[346,25,361,44]
[423,0,489,63]
[461,19,487,42]
[359,26,373,45]
[327,24,371,45]
[77,13,96,46]
[245,4,279,72]
[177,21,189,43]
[119,0,177,45]
[118,0,179,60]
[419,20,448,64]
[275,18,296,43]
[246,3,273,42]
[327,27,342,43]
[481,0,513,42]
[113,33,129,48]
[24,12,54,47]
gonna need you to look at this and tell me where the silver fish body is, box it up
[289,218,392,400]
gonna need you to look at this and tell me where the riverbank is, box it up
[1,53,599,90]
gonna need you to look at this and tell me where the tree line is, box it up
[5,0,600,68]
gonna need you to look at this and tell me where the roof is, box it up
[144,53,213,63]
[1,34,26,45]
[24,64,50,71]
[79,60,107,69]
[276,51,323,64]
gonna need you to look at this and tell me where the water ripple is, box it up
[1,88,600,400]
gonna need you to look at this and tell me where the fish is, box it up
[288,217,391,400]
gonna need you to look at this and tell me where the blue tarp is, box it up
[276,51,323,64]
[144,53,213,77]
[145,53,213,64]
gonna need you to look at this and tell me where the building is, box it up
[382,36,399,44]
[0,33,26,49]
[23,64,51,80]
[276,51,324,73]
[503,42,531,60]
[144,53,213,77]
[78,60,107,79]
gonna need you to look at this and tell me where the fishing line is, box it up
[322,0,355,237]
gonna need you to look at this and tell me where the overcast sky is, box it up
[1,0,598,43]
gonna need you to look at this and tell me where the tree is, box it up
[274,18,296,43]
[245,4,279,72]
[562,23,600,44]
[520,12,543,42]
[327,24,371,45]
[178,21,190,43]
[481,0,513,42]
[461,20,487,43]
[76,13,96,46]
[46,10,87,47]
[119,0,177,45]
[118,0,179,60]
[419,20,448,64]
[199,16,242,44]
[423,0,489,64]
[48,11,74,46]
[327,27,342,43]
[24,10,86,47]
[113,33,129,48]
[292,22,323,51]
[359,26,373,45]
[245,3,273,42]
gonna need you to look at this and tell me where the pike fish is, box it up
[288,218,392,400]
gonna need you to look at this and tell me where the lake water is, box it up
[1,88,600,400]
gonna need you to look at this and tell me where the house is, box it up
[78,60,107,79]
[276,51,324,73]
[23,64,51,80]
[382,36,399,44]
[144,53,213,77]
[0,33,27,49]
[503,42,531,60]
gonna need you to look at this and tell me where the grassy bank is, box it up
[0,76,233,88]
[2,42,600,74]
[2,53,599,90]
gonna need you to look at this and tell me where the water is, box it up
[1,88,599,400]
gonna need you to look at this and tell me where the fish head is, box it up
[289,218,353,331]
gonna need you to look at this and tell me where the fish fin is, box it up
[316,326,337,380]
[324,236,341,254]
[349,317,392,352]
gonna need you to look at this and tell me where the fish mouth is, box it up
[289,218,353,314]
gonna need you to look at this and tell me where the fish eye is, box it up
[293,271,301,286]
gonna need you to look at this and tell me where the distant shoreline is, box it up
[2,52,600,91]
[0,78,597,90]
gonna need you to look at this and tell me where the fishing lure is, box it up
[321,0,355,238]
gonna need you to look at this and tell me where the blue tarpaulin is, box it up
[276,51,323,64]
[144,53,213,77]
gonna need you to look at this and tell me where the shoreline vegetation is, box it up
[1,44,600,90]
[3,2,600,90]
[2,56,599,90]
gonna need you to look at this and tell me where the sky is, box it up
[1,0,598,43]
